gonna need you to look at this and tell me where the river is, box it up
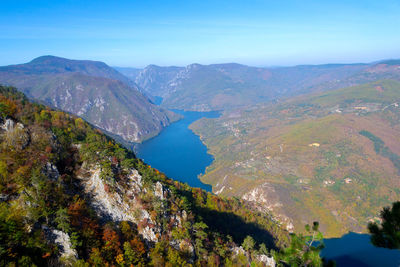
[135,110,400,267]
[135,110,220,191]
[322,232,400,266]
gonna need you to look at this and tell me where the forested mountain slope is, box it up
[129,62,369,111]
[0,56,180,142]
[126,60,400,112]
[0,85,292,266]
[191,79,400,237]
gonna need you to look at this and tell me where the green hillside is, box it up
[0,85,297,266]
[191,80,400,237]
[308,80,400,106]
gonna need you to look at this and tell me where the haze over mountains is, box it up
[117,58,400,237]
[2,0,400,265]
[0,56,180,143]
[1,55,399,145]
[118,60,400,111]
[1,53,400,264]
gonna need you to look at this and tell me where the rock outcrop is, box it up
[42,226,78,260]
[242,183,294,232]
[77,166,173,243]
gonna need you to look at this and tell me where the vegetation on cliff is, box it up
[0,85,326,266]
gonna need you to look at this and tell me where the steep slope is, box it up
[132,60,400,111]
[133,65,184,98]
[133,62,370,111]
[191,80,400,237]
[0,86,288,266]
[113,67,143,84]
[0,56,180,142]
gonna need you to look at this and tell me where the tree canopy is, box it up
[368,201,400,249]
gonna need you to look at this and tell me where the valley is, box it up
[190,79,400,237]
[2,1,400,266]
[118,59,400,239]
[1,55,400,266]
[135,110,220,191]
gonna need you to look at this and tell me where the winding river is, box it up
[135,110,219,191]
[135,110,400,267]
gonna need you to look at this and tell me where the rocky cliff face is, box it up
[242,183,294,232]
[77,166,162,242]
[129,60,400,112]
[0,86,290,266]
[133,65,183,98]
[76,162,277,265]
[132,62,371,111]
[0,56,181,142]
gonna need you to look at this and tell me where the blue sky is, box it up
[0,0,399,67]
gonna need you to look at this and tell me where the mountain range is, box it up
[2,55,400,239]
[0,56,180,143]
[118,60,400,111]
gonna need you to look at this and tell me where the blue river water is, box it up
[135,110,400,267]
[135,110,220,191]
[322,232,400,267]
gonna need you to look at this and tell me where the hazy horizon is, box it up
[3,54,399,70]
[1,0,399,67]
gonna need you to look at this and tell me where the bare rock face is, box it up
[42,226,78,260]
[257,254,276,267]
[0,118,29,150]
[232,246,246,256]
[242,183,294,232]
[140,226,158,243]
[78,168,137,222]
[1,118,20,132]
[77,167,160,243]
[154,181,166,200]
[1,118,24,132]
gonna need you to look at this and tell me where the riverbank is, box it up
[135,110,220,191]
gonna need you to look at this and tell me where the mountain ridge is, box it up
[0,56,181,143]
[117,59,400,111]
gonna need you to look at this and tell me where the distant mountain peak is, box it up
[28,55,107,68]
[0,56,180,142]
[29,55,59,62]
